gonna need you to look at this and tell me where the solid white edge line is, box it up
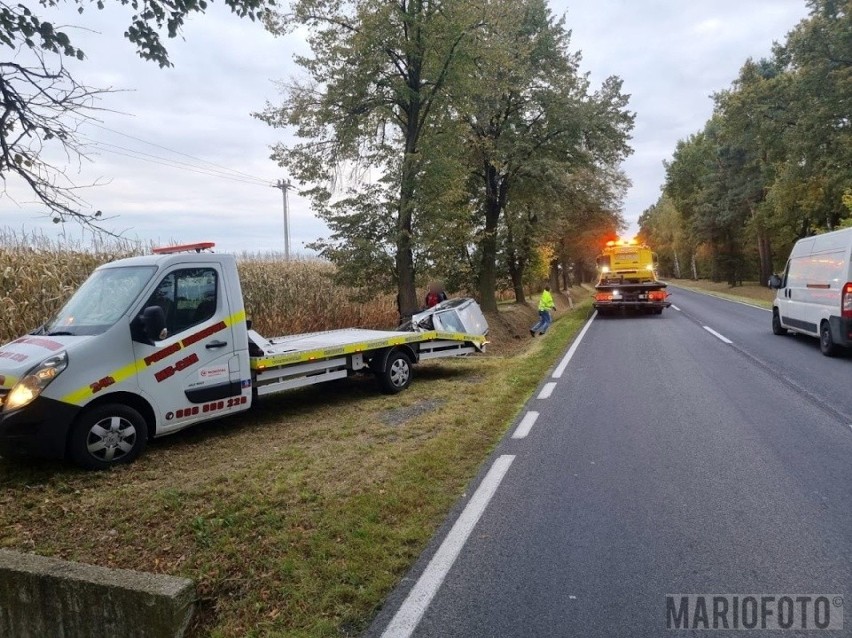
[552,311,598,379]
[671,304,681,312]
[380,454,516,638]
[537,382,557,399]
[511,411,540,439]
[703,326,733,344]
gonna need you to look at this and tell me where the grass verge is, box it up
[0,301,592,637]
[666,279,774,309]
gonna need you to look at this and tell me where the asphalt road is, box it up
[367,287,852,638]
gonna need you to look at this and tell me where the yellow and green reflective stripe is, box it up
[250,331,485,370]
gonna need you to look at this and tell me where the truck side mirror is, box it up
[768,274,782,289]
[140,306,167,342]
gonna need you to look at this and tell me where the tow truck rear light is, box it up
[595,293,613,302]
[648,291,667,302]
[842,282,852,319]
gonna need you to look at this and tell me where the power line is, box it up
[91,146,275,186]
[73,116,275,184]
[80,135,273,186]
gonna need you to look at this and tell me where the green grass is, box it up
[0,301,593,637]
[666,279,774,309]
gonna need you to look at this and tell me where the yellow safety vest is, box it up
[539,290,554,311]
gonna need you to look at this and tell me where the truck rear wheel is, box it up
[378,351,413,394]
[819,320,839,357]
[68,404,148,470]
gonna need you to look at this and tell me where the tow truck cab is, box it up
[0,246,252,468]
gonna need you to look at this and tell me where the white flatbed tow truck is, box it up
[0,243,487,469]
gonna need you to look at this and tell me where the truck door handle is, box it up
[206,340,228,349]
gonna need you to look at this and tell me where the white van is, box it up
[769,227,852,356]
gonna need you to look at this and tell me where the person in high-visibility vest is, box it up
[530,285,556,336]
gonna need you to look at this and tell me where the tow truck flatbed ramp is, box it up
[249,328,486,395]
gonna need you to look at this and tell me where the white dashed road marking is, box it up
[512,411,540,439]
[703,326,733,344]
[671,304,681,311]
[538,382,557,399]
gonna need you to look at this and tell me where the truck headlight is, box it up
[4,352,68,412]
[646,265,655,271]
[601,266,610,273]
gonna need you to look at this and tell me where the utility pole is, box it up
[275,179,291,260]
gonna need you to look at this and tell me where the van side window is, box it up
[786,257,807,288]
[782,260,791,288]
[143,268,218,336]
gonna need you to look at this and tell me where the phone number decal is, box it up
[154,353,199,383]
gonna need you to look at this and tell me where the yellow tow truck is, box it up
[593,238,671,315]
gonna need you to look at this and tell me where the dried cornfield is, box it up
[0,232,398,343]
[237,258,398,335]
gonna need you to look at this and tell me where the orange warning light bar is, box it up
[605,237,639,248]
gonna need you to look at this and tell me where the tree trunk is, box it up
[548,261,560,292]
[756,230,773,287]
[395,60,422,320]
[396,153,419,320]
[560,256,570,289]
[508,262,525,304]
[691,252,698,280]
[477,165,506,312]
[477,202,500,312]
[673,251,681,279]
[506,225,526,304]
[577,260,587,284]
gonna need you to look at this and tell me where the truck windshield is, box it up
[43,266,157,336]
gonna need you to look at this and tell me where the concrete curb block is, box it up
[0,549,195,638]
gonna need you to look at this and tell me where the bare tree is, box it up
[0,48,111,225]
[0,0,274,228]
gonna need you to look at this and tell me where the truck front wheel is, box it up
[68,404,148,470]
[772,309,787,335]
[379,351,413,394]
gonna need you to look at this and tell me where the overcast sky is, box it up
[1,0,810,252]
